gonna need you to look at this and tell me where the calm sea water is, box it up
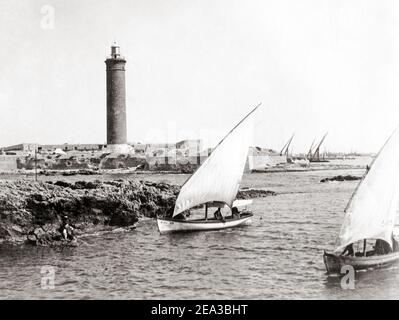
[2,157,399,299]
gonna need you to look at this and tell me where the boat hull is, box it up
[323,251,399,274]
[157,213,253,234]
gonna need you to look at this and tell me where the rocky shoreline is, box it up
[0,179,276,246]
[320,175,362,183]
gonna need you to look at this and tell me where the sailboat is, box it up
[309,133,329,163]
[280,134,294,163]
[156,104,260,234]
[323,128,399,273]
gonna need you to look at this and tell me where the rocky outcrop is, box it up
[0,179,276,246]
[237,188,277,198]
[0,179,179,245]
[320,175,362,183]
[38,169,101,176]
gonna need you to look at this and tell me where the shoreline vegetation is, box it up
[0,178,276,246]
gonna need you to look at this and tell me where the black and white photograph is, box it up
[1,0,399,307]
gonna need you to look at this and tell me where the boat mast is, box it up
[306,139,315,159]
[312,133,328,161]
[210,103,262,155]
[280,140,289,156]
[280,133,294,156]
[285,134,294,157]
[34,149,38,182]
[363,239,367,256]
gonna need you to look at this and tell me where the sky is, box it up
[0,0,399,153]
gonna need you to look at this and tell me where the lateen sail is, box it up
[335,128,399,252]
[173,104,259,217]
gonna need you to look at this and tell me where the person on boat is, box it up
[392,235,399,252]
[231,207,240,219]
[374,239,391,255]
[214,208,225,222]
[341,243,354,256]
[59,215,75,241]
[174,213,186,220]
[174,210,190,221]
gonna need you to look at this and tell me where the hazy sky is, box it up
[1,0,398,152]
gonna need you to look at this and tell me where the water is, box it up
[2,165,399,299]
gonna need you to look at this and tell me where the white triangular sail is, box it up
[335,128,399,252]
[173,104,260,217]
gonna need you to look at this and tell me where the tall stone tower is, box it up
[105,43,131,153]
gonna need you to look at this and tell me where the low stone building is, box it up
[245,147,287,171]
[2,143,38,152]
[100,154,147,170]
[0,156,17,170]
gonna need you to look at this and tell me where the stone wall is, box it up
[2,151,287,173]
[0,156,17,170]
[100,154,147,169]
[246,154,287,171]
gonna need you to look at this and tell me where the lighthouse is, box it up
[105,43,131,153]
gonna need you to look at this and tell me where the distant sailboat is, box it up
[309,133,329,162]
[323,128,399,273]
[306,138,316,160]
[156,104,261,234]
[280,134,294,163]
